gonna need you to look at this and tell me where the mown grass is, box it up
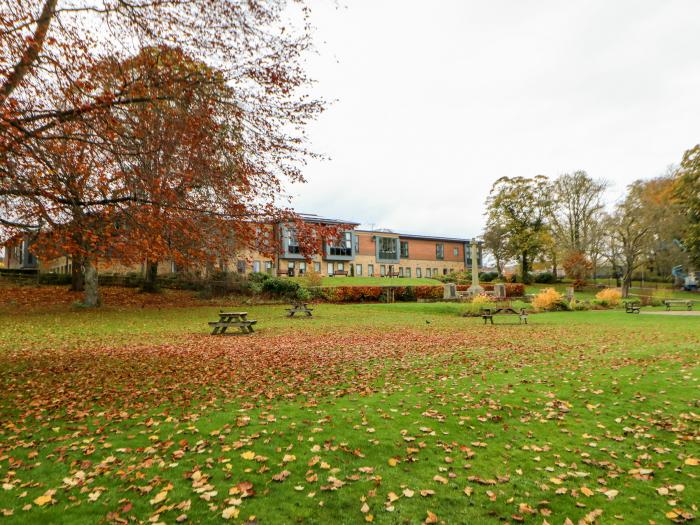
[0,300,698,524]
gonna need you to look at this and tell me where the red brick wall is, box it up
[401,238,463,262]
[356,232,376,256]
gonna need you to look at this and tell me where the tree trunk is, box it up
[142,259,159,293]
[495,255,503,277]
[521,251,530,283]
[621,271,632,298]
[70,253,84,291]
[83,259,101,307]
[551,251,558,278]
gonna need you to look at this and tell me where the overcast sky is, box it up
[286,1,700,239]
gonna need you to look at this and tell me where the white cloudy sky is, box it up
[286,0,700,239]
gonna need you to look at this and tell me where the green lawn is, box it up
[0,301,698,524]
[293,275,443,287]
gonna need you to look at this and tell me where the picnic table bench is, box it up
[331,270,348,277]
[286,301,314,317]
[209,311,257,334]
[624,301,641,314]
[481,306,528,325]
[387,271,400,278]
[664,300,694,311]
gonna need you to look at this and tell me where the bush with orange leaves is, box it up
[595,288,622,307]
[532,287,567,311]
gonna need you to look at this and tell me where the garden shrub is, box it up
[532,287,567,311]
[260,276,301,298]
[534,272,557,284]
[595,288,622,307]
[471,293,494,305]
[302,270,324,288]
[479,271,499,282]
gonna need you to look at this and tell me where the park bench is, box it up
[480,306,528,325]
[332,270,348,277]
[387,271,400,278]
[664,300,694,311]
[277,270,292,277]
[624,301,641,314]
[209,311,257,334]
[286,301,313,317]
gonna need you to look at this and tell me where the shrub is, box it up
[532,287,566,311]
[534,272,557,284]
[479,271,499,282]
[260,277,301,298]
[471,293,494,305]
[302,269,323,288]
[569,299,591,311]
[562,251,592,287]
[413,286,444,300]
[595,288,622,306]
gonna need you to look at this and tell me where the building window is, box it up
[378,237,397,259]
[406,267,411,277]
[355,264,362,276]
[237,260,246,274]
[380,265,386,276]
[329,232,353,256]
[337,262,344,271]
[287,229,300,254]
[399,267,404,277]
[299,261,306,275]
[453,247,459,257]
[416,268,422,278]
[327,263,334,275]
[400,241,409,258]
[443,268,448,275]
[368,264,374,276]
[265,261,273,274]
[253,261,261,273]
[436,243,444,260]
[426,268,431,278]
[314,262,321,273]
[433,268,438,276]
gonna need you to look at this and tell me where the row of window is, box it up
[279,260,453,278]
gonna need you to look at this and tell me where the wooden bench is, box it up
[277,270,291,277]
[332,270,348,277]
[664,300,693,311]
[387,271,400,278]
[286,302,313,317]
[625,301,641,314]
[209,311,257,334]
[481,306,528,325]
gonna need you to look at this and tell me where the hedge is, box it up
[318,285,443,303]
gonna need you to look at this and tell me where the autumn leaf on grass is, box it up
[34,489,56,507]
[403,488,415,498]
[424,510,438,524]
[150,490,168,505]
[222,506,240,520]
[240,450,256,460]
[272,470,291,482]
[684,457,699,466]
[282,454,296,463]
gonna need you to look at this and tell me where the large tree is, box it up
[0,1,330,305]
[485,176,552,283]
[675,145,700,265]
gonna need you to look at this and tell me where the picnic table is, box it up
[481,306,528,325]
[208,311,257,334]
[664,300,694,311]
[625,301,641,314]
[286,301,314,317]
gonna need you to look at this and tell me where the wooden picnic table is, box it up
[664,300,694,311]
[481,306,528,325]
[286,302,314,317]
[209,311,257,335]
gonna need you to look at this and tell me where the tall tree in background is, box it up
[675,145,700,265]
[0,0,331,305]
[481,220,509,277]
[485,176,552,283]
[549,170,607,280]
[607,181,659,297]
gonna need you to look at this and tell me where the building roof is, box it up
[355,229,474,244]
[297,213,360,226]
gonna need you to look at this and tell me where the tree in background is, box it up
[675,145,700,265]
[549,171,607,277]
[607,181,660,297]
[485,176,552,283]
[562,251,593,288]
[481,220,510,277]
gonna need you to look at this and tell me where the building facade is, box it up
[2,214,482,278]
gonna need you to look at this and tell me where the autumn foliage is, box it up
[595,288,622,306]
[532,287,565,311]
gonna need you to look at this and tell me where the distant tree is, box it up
[485,176,552,283]
[675,145,700,265]
[607,182,660,297]
[562,250,593,288]
[481,220,510,277]
[549,170,608,256]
